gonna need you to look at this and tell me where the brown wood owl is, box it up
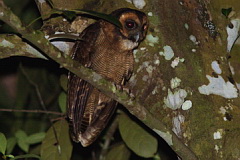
[67,8,148,147]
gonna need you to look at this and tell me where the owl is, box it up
[67,8,148,147]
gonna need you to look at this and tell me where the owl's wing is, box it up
[67,73,93,138]
[67,22,100,141]
[79,95,118,146]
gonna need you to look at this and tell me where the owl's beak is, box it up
[130,32,143,42]
[133,33,140,42]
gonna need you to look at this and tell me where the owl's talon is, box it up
[114,83,135,99]
[114,84,123,91]
[114,83,132,94]
[122,86,130,94]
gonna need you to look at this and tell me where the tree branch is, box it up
[19,64,61,152]
[0,108,64,115]
[0,1,197,159]
[0,34,47,59]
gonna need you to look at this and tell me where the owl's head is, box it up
[111,8,149,43]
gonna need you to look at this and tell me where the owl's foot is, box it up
[114,84,135,99]
[114,84,128,92]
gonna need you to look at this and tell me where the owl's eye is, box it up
[125,20,137,29]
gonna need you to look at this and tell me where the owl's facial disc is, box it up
[118,11,148,43]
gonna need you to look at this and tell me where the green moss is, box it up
[224,129,240,159]
[148,14,161,26]
[211,0,240,12]
[192,139,214,158]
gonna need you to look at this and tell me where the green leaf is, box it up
[153,153,162,160]
[105,143,131,160]
[41,119,72,160]
[62,10,77,21]
[5,155,15,159]
[58,92,67,113]
[74,9,122,28]
[18,139,29,153]
[53,9,122,28]
[118,114,158,158]
[13,154,40,160]
[0,132,7,154]
[221,7,232,18]
[6,137,17,154]
[15,130,27,141]
[15,130,29,153]
[26,132,46,144]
